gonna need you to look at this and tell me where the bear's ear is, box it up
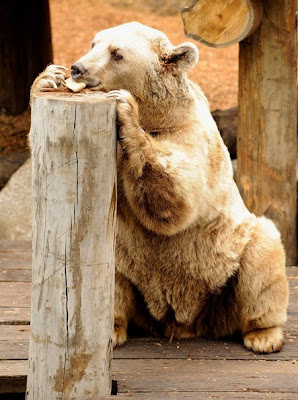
[163,42,199,72]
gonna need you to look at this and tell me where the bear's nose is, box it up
[71,62,86,79]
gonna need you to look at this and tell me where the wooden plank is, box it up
[1,335,298,362]
[108,393,298,400]
[0,253,32,270]
[0,325,30,341]
[0,340,28,360]
[237,0,297,265]
[0,269,31,282]
[1,359,298,396]
[0,251,32,261]
[113,359,298,394]
[0,307,30,325]
[1,322,297,363]
[114,334,298,361]
[0,282,31,307]
[0,360,27,394]
[0,241,31,252]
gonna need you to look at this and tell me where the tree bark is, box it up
[0,0,52,115]
[26,92,117,399]
[237,0,297,265]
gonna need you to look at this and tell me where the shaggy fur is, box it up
[31,22,288,353]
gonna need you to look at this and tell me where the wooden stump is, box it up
[182,0,263,48]
[237,0,297,265]
[26,92,117,399]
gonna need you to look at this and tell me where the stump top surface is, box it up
[32,90,113,104]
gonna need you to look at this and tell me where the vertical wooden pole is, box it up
[0,0,53,114]
[26,92,117,399]
[237,0,297,264]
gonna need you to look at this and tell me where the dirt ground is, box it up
[0,0,238,154]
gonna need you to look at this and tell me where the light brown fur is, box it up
[31,22,288,353]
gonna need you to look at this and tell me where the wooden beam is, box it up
[237,0,297,265]
[26,92,117,399]
[182,0,263,48]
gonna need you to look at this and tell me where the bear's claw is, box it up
[107,89,139,129]
[107,89,134,104]
[32,64,68,93]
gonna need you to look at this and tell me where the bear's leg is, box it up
[114,272,136,346]
[114,272,160,346]
[237,217,289,353]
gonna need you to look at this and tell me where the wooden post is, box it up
[26,92,117,399]
[237,0,297,264]
[0,0,53,114]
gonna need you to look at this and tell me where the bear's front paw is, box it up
[107,89,139,129]
[31,65,67,93]
[243,327,284,354]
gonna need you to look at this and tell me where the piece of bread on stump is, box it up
[66,77,86,92]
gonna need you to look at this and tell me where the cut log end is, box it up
[182,0,263,48]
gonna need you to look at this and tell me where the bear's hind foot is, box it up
[243,326,284,354]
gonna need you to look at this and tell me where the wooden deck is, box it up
[0,241,297,399]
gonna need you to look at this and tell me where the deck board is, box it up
[0,240,297,398]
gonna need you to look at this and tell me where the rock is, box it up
[0,151,29,190]
[212,107,237,159]
[0,158,32,240]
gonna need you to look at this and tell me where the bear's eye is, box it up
[111,50,123,61]
[90,42,95,49]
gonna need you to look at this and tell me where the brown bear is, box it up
[31,22,288,353]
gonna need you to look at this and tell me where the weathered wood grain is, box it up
[0,307,30,325]
[0,339,29,360]
[237,0,297,265]
[0,269,31,282]
[182,0,263,47]
[2,359,298,396]
[1,332,298,362]
[114,359,298,394]
[0,241,32,252]
[0,282,31,307]
[0,361,28,394]
[0,258,32,270]
[0,325,29,341]
[26,92,117,399]
[102,393,298,400]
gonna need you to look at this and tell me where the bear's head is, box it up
[71,22,199,101]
